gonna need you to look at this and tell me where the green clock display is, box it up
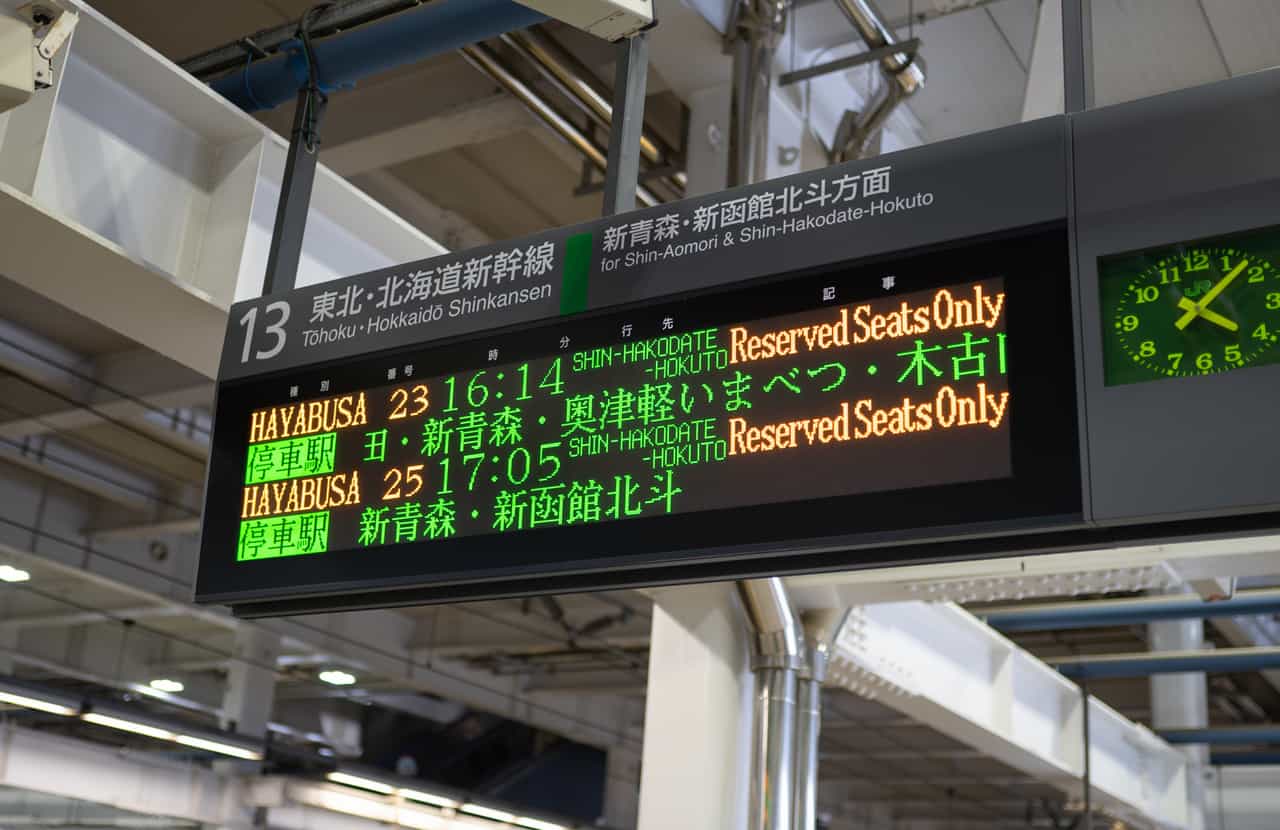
[1100,227,1280,386]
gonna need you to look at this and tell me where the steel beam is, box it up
[827,602,1191,828]
[0,724,245,826]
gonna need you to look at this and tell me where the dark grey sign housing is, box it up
[197,69,1280,615]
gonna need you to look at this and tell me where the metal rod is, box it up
[1061,0,1094,112]
[1211,751,1280,765]
[602,35,649,217]
[830,0,925,94]
[1162,725,1280,745]
[458,43,658,208]
[1050,646,1280,679]
[1081,678,1092,830]
[263,88,325,295]
[982,588,1280,633]
[828,0,926,161]
[779,38,921,86]
[728,0,791,187]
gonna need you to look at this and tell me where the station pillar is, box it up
[636,583,753,830]
[222,627,281,738]
[1150,609,1208,830]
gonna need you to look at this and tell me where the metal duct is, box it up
[458,43,660,208]
[795,609,848,830]
[728,0,792,186]
[209,0,548,112]
[737,578,803,830]
[830,0,926,161]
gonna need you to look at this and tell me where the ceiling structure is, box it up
[0,0,1279,829]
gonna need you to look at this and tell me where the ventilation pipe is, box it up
[737,578,803,830]
[208,0,547,113]
[458,43,660,208]
[727,0,792,186]
[795,609,849,830]
[830,0,925,161]
[499,28,687,196]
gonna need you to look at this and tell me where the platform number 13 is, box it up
[238,301,291,363]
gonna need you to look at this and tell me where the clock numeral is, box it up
[1196,352,1214,371]
[1182,252,1209,272]
[1139,340,1156,358]
[1168,353,1183,370]
[1253,323,1272,341]
[1158,267,1181,285]
[1248,265,1267,284]
[1225,345,1243,364]
[1134,286,1160,303]
[1266,292,1280,311]
[1120,314,1140,332]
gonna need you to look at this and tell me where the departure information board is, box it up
[198,226,1082,611]
[234,277,1012,561]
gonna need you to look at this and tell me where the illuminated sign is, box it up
[197,226,1081,611]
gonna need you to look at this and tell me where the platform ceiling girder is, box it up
[827,601,1191,829]
[0,0,451,380]
[0,531,645,759]
[0,723,246,828]
[784,534,1280,611]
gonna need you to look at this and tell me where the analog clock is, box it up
[1100,231,1280,386]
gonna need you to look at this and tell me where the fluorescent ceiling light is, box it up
[0,565,30,583]
[400,789,459,809]
[82,712,176,741]
[515,818,568,830]
[0,690,76,716]
[149,678,184,693]
[174,734,262,760]
[318,669,357,686]
[326,771,395,794]
[461,804,516,823]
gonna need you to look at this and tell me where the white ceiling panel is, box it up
[1091,0,1229,106]
[986,0,1039,72]
[894,8,1031,141]
[792,0,1034,144]
[1200,0,1280,76]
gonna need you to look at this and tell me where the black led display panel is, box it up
[197,225,1082,611]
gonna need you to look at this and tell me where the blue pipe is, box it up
[1212,751,1280,766]
[984,591,1280,633]
[210,0,548,112]
[1054,649,1280,679]
[1163,726,1280,745]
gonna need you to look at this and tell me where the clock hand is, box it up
[1176,297,1239,332]
[1176,259,1248,330]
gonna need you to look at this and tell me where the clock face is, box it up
[1100,230,1280,386]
